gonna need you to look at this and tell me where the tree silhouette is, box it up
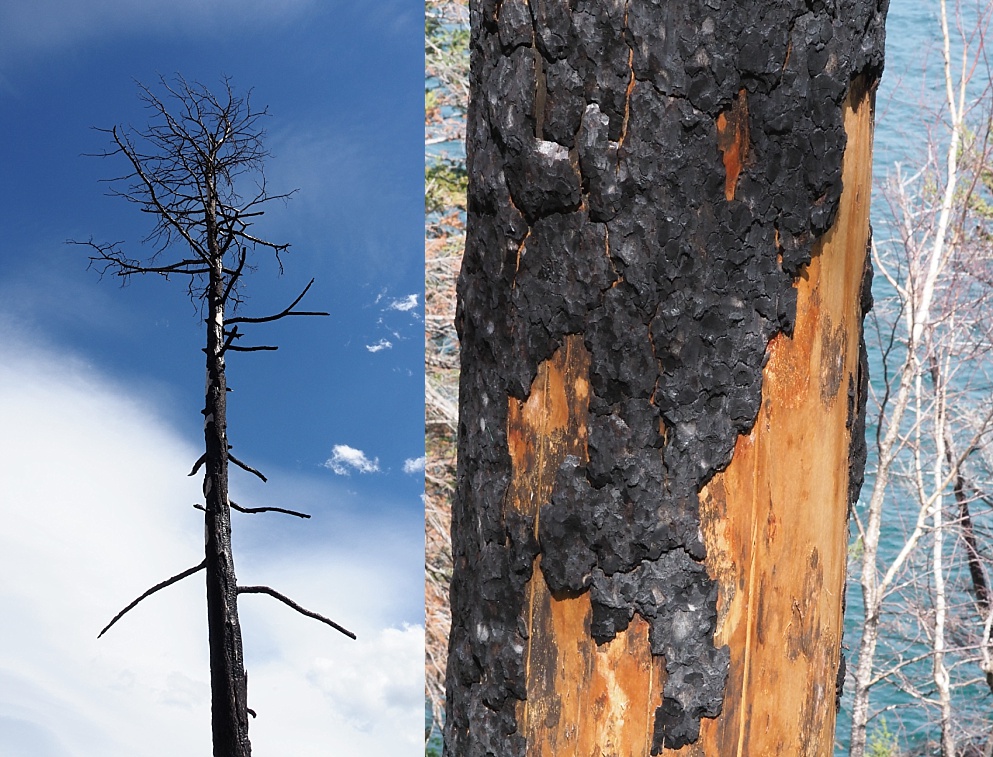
[73,75,354,757]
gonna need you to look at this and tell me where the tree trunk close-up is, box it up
[445,1,887,755]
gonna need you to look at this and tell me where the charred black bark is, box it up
[204,267,252,757]
[839,232,875,714]
[446,1,886,754]
[848,240,874,513]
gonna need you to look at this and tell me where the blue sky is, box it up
[0,1,424,754]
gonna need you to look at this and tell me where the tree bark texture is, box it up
[204,267,252,757]
[446,1,886,755]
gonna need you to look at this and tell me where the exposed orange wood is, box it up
[505,80,874,756]
[716,89,750,202]
[680,83,876,756]
[508,336,667,756]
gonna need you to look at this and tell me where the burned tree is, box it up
[73,77,354,757]
[446,2,885,755]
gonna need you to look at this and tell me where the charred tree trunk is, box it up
[204,262,252,757]
[445,2,886,755]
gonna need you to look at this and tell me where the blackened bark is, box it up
[446,0,887,754]
[839,234,874,713]
[204,263,251,756]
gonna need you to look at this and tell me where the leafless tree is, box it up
[848,2,993,754]
[72,76,354,757]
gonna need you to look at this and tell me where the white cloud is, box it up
[323,445,379,475]
[365,339,392,353]
[387,294,418,312]
[308,625,423,737]
[0,326,420,756]
[0,333,215,755]
[402,456,426,474]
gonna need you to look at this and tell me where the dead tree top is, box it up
[72,75,294,308]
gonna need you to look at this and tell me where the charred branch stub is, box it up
[447,2,886,755]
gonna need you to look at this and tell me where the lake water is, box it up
[838,0,992,753]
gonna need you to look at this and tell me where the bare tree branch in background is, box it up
[424,1,468,746]
[849,2,993,754]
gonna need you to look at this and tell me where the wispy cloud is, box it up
[387,294,418,313]
[402,456,425,474]
[323,445,379,475]
[365,339,392,353]
[0,0,312,68]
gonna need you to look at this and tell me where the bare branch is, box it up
[220,247,248,306]
[230,500,310,519]
[193,501,311,519]
[220,326,243,354]
[188,453,207,477]
[108,124,210,262]
[227,279,329,324]
[228,452,267,482]
[238,585,355,639]
[98,560,207,638]
[225,344,278,353]
[71,239,210,280]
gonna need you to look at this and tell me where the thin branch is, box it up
[238,585,356,639]
[227,279,329,324]
[109,125,210,261]
[225,344,278,352]
[188,453,207,477]
[230,500,310,519]
[98,560,207,638]
[71,239,210,278]
[220,326,243,354]
[220,246,248,306]
[228,452,267,482]
[193,501,311,518]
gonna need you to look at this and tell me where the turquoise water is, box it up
[872,1,943,173]
[838,1,992,753]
